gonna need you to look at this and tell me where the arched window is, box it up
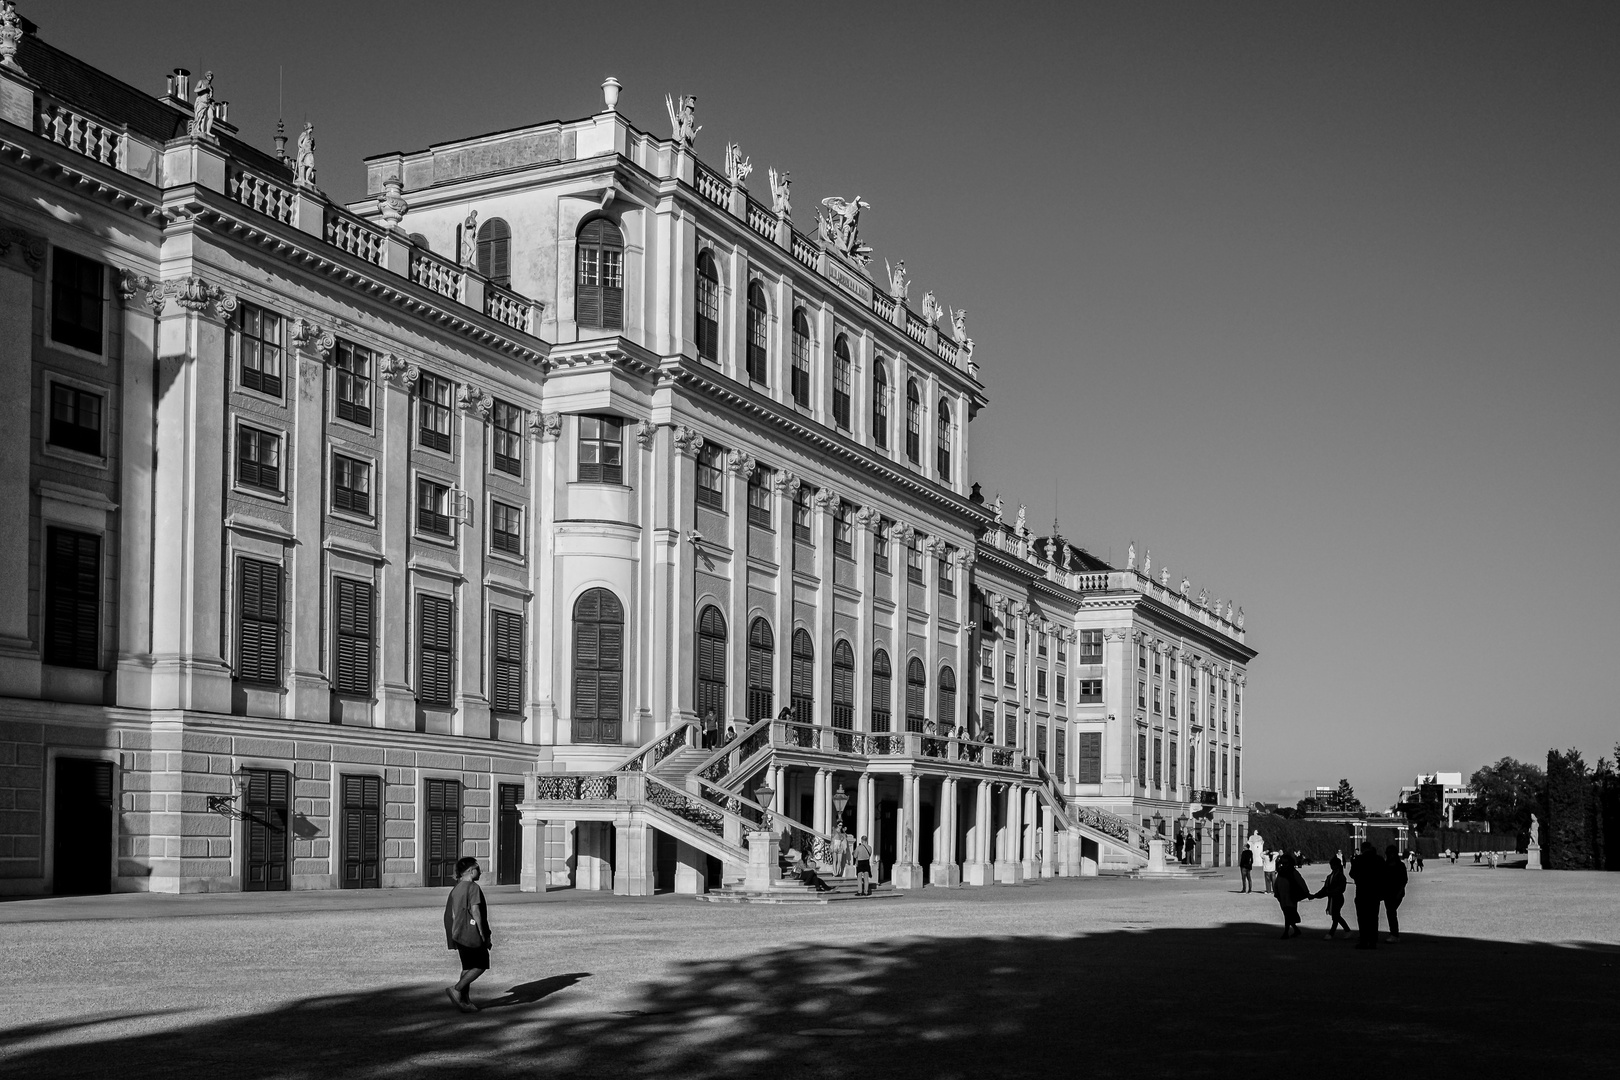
[905,657,926,732]
[936,400,952,481]
[695,249,720,362]
[476,217,511,287]
[871,360,889,449]
[696,605,726,722]
[576,217,624,331]
[905,379,921,464]
[871,649,892,732]
[938,665,957,730]
[746,281,769,384]
[747,617,774,721]
[572,588,624,744]
[790,628,815,724]
[832,335,852,430]
[831,640,854,730]
[790,308,811,408]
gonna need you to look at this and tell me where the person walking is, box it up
[443,856,492,1013]
[1384,844,1409,942]
[1238,844,1254,892]
[1273,853,1310,938]
[1312,855,1353,938]
[1261,848,1278,894]
[1414,849,1424,872]
[701,708,719,750]
[853,834,874,896]
[1349,841,1384,950]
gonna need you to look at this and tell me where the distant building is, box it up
[1395,772,1471,824]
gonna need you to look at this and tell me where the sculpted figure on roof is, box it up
[885,259,909,302]
[666,94,700,146]
[723,142,752,187]
[818,195,872,264]
[768,167,792,217]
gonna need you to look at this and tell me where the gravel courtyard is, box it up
[2,863,1616,1079]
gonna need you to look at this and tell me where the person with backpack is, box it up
[853,834,874,896]
[1261,848,1278,894]
[1384,844,1409,942]
[1238,844,1255,892]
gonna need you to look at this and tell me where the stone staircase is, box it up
[649,747,712,781]
[1129,860,1224,880]
[697,876,902,905]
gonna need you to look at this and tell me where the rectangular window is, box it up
[1153,737,1162,789]
[793,487,813,544]
[332,454,371,515]
[938,545,955,595]
[873,519,891,575]
[1037,670,1047,699]
[333,577,373,695]
[1138,646,1147,669]
[578,415,623,484]
[695,443,724,510]
[1055,725,1067,779]
[1077,731,1102,784]
[832,356,851,429]
[1036,724,1048,768]
[906,535,924,584]
[1154,652,1162,675]
[1137,680,1146,709]
[1153,686,1162,714]
[1079,678,1102,702]
[417,372,453,452]
[43,527,100,668]
[981,647,993,679]
[417,477,452,537]
[491,609,523,713]
[1056,638,1066,662]
[333,340,373,427]
[236,425,282,491]
[1169,741,1179,791]
[1056,674,1066,703]
[1137,732,1147,787]
[491,400,523,476]
[418,594,454,706]
[1038,635,1048,657]
[747,469,772,527]
[1004,654,1017,688]
[1221,753,1229,796]
[1170,689,1178,719]
[48,383,103,456]
[236,558,282,686]
[834,501,853,559]
[491,500,523,556]
[232,301,284,397]
[1080,630,1102,663]
[50,248,104,354]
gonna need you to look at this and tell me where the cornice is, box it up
[0,130,167,224]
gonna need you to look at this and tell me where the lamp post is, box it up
[832,782,849,827]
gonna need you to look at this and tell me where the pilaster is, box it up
[812,488,835,725]
[454,385,492,738]
[724,449,752,723]
[529,412,562,745]
[287,323,335,720]
[112,271,157,707]
[772,471,799,716]
[667,425,703,729]
[377,356,419,729]
[854,509,877,731]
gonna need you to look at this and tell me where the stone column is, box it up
[518,777,547,893]
[772,472,799,715]
[377,357,420,729]
[149,278,234,713]
[813,767,830,835]
[931,776,961,886]
[894,772,924,889]
[996,784,1024,884]
[665,426,704,732]
[922,540,940,725]
[857,771,875,849]
[813,488,836,727]
[613,815,657,896]
[854,509,877,731]
[287,322,335,721]
[454,388,492,738]
[963,779,993,886]
[673,839,708,894]
[0,236,37,697]
[112,271,158,707]
[529,413,562,745]
[1040,802,1056,879]
[724,449,753,723]
[575,821,613,891]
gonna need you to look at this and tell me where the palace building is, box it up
[0,7,1252,896]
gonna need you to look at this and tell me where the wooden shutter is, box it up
[696,606,726,722]
[244,768,290,892]
[492,609,523,713]
[43,527,100,668]
[906,658,926,732]
[1077,732,1102,785]
[237,559,282,685]
[790,629,814,723]
[478,218,511,286]
[497,783,522,885]
[341,775,381,889]
[426,778,461,887]
[871,649,892,733]
[334,578,373,695]
[831,641,854,730]
[418,594,454,705]
[746,618,773,721]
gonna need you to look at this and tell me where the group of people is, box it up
[780,823,877,896]
[1270,842,1408,947]
[699,709,739,750]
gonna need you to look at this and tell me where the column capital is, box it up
[772,470,800,496]
[163,273,238,322]
[529,411,563,441]
[672,424,704,457]
[0,226,46,272]
[456,383,494,420]
[725,448,756,477]
[289,316,335,359]
[380,353,420,389]
[635,418,656,450]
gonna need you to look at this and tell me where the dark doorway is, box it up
[243,768,290,891]
[655,829,676,892]
[497,783,522,885]
[425,778,462,887]
[706,854,724,890]
[919,803,936,881]
[878,799,898,883]
[341,774,381,888]
[53,757,112,895]
[799,792,814,833]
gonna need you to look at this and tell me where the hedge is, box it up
[1248,813,1354,863]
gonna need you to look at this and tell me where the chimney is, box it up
[169,67,191,101]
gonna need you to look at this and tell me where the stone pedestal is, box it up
[994,860,1023,885]
[962,860,994,886]
[893,862,925,890]
[1525,843,1542,870]
[927,861,961,887]
[742,830,780,892]
[518,809,547,893]
[1148,838,1168,873]
[674,840,708,894]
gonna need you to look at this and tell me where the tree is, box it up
[1467,757,1545,835]
[1332,778,1364,813]
[1546,748,1593,869]
[1293,797,1322,817]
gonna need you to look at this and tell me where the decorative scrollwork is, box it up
[380,353,420,389]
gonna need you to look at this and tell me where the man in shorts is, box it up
[853,834,874,896]
[443,856,491,1013]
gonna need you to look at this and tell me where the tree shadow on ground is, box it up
[4,923,1617,1079]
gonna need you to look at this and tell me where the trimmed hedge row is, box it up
[1248,813,1354,863]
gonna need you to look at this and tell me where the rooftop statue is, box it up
[460,209,478,268]
[0,1,24,74]
[921,291,944,324]
[723,142,752,187]
[950,307,969,343]
[1014,504,1027,536]
[665,93,700,147]
[990,494,1003,523]
[293,121,317,189]
[1160,567,1170,588]
[1180,576,1191,597]
[1126,542,1136,571]
[885,259,910,302]
[768,167,791,217]
[1197,586,1208,607]
[1143,549,1151,576]
[191,70,216,139]
[817,195,872,264]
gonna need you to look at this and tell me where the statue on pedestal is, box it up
[665,93,700,146]
[460,210,478,268]
[294,121,317,189]
[768,167,791,217]
[190,70,216,139]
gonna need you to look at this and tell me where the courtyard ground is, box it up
[1,862,1616,1079]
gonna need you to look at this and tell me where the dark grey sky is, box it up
[51,1,1620,805]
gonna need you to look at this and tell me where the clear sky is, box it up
[47,1,1620,807]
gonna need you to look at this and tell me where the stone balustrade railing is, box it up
[790,230,819,271]
[904,311,929,345]
[227,163,297,226]
[872,292,896,321]
[617,720,701,773]
[745,198,776,241]
[485,280,539,334]
[35,97,122,169]
[325,212,385,266]
[409,247,465,301]
[694,161,729,209]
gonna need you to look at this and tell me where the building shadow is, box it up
[3,923,1617,1078]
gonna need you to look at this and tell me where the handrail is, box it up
[615,719,701,773]
[688,716,772,784]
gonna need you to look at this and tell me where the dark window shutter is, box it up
[334,579,373,695]
[906,658,926,732]
[237,559,282,685]
[44,528,100,668]
[418,595,454,706]
[1077,732,1102,784]
[492,610,523,713]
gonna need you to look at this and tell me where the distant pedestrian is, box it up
[725,724,737,743]
[1273,854,1310,938]
[1261,849,1278,894]
[1384,844,1408,942]
[1238,845,1254,892]
[1414,850,1424,872]
[443,856,491,1013]
[1349,842,1383,950]
[1312,855,1352,938]
[702,708,719,750]
[832,823,850,877]
[853,835,874,896]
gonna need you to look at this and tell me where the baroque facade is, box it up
[0,9,1252,896]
